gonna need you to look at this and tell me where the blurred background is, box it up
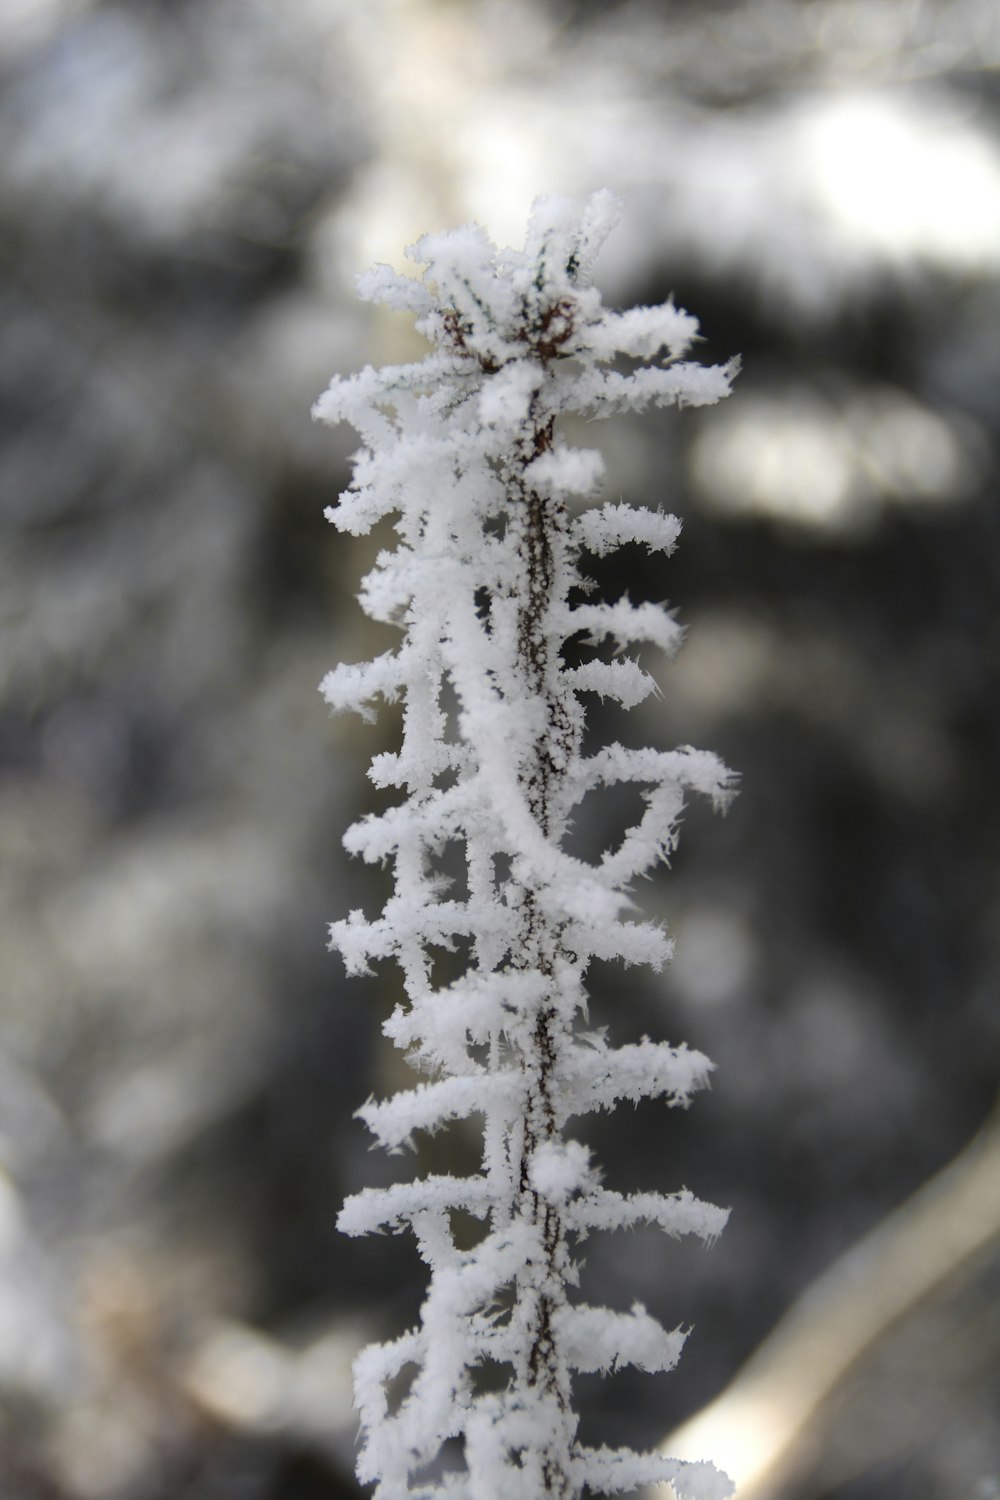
[1,1,998,1497]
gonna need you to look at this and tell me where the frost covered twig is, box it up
[315,193,739,1500]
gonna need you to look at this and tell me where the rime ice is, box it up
[315,193,739,1500]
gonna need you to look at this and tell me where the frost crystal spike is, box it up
[315,193,739,1500]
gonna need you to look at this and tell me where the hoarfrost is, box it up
[317,194,738,1500]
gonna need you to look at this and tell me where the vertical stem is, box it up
[505,406,578,1499]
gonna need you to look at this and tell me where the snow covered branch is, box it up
[315,192,739,1500]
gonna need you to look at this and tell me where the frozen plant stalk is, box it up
[315,193,739,1500]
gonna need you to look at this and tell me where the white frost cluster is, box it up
[315,193,739,1500]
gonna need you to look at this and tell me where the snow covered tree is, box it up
[314,192,739,1500]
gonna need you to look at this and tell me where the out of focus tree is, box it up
[1,2,997,1498]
